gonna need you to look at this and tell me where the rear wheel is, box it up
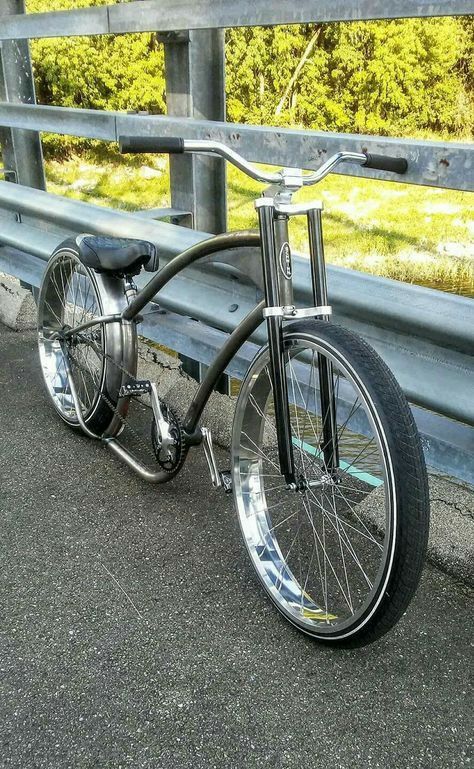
[232,320,429,646]
[37,240,136,436]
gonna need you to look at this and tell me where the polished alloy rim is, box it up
[38,252,106,424]
[232,333,395,638]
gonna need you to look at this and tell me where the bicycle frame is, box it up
[63,194,336,486]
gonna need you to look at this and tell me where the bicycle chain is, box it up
[67,330,176,468]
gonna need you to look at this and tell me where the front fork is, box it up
[257,200,295,484]
[256,198,339,486]
[307,208,340,475]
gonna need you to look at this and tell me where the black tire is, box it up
[232,320,430,646]
[37,239,137,436]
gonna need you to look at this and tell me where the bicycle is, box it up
[37,137,430,646]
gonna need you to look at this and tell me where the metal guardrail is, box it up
[0,104,472,192]
[0,0,472,39]
[0,0,472,483]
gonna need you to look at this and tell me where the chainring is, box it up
[150,402,185,474]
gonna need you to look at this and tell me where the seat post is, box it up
[124,276,138,304]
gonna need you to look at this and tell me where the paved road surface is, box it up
[0,325,472,769]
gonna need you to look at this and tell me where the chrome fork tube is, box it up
[307,208,329,315]
[307,208,340,473]
[256,199,295,484]
[273,213,293,308]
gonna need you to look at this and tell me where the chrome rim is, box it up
[38,251,106,424]
[232,333,395,638]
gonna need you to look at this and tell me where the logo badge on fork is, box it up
[279,242,292,280]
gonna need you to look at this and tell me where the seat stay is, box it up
[62,312,122,339]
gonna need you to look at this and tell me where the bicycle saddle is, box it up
[76,235,158,275]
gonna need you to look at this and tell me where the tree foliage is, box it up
[226,19,473,137]
[29,0,165,113]
[26,0,473,157]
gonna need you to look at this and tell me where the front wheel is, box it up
[231,320,429,646]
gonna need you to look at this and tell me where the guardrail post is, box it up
[0,0,45,191]
[161,29,227,234]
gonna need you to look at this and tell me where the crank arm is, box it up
[201,428,222,489]
[149,382,174,454]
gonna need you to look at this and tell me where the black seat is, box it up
[76,235,158,276]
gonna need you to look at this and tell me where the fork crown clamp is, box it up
[263,305,332,319]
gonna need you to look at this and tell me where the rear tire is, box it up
[37,239,137,436]
[231,320,429,646]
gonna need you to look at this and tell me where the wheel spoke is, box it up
[300,493,353,612]
[241,431,281,471]
[306,484,382,550]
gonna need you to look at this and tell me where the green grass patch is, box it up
[45,148,473,296]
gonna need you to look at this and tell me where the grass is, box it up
[45,147,474,296]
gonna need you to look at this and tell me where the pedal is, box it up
[220,471,233,494]
[119,379,152,397]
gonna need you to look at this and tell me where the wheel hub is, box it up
[286,472,341,492]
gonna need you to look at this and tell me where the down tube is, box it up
[184,301,265,436]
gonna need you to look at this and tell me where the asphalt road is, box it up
[0,324,472,769]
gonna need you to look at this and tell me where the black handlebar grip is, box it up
[362,153,408,174]
[119,136,185,154]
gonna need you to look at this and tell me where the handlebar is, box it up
[118,136,408,185]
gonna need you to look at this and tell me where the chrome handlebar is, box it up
[118,136,408,186]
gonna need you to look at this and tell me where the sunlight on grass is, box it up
[45,149,473,296]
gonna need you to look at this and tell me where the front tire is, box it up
[231,320,429,646]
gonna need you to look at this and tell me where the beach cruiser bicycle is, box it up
[37,137,430,646]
